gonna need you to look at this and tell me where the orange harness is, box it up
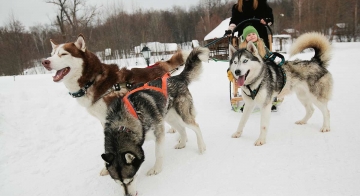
[123,73,170,118]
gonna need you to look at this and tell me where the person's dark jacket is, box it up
[229,0,273,48]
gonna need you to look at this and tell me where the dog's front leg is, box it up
[147,131,165,176]
[232,100,256,138]
[255,103,272,146]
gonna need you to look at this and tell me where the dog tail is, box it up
[177,47,209,85]
[165,50,188,71]
[289,32,332,68]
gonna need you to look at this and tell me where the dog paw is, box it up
[295,120,307,125]
[178,137,188,143]
[167,128,176,133]
[320,127,330,132]
[231,131,242,138]
[146,167,162,176]
[198,144,206,154]
[254,139,266,146]
[100,167,109,176]
[174,143,186,149]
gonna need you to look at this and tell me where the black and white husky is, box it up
[228,32,333,146]
[101,47,209,196]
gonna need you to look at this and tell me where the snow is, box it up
[1,42,360,196]
[204,18,238,40]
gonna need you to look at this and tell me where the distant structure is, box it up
[272,34,292,53]
[204,18,231,60]
[281,28,299,38]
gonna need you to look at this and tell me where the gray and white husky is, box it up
[228,32,333,146]
[101,47,209,196]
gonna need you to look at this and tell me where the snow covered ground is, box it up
[1,42,360,196]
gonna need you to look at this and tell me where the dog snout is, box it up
[41,59,52,70]
[41,59,50,65]
[234,69,240,76]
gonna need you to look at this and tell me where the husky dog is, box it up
[228,32,332,146]
[41,34,186,126]
[101,47,209,196]
[41,34,186,177]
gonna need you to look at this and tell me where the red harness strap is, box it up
[123,73,170,118]
[146,62,160,68]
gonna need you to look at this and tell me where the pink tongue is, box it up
[53,69,66,82]
[236,75,245,86]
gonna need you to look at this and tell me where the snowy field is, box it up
[1,42,360,196]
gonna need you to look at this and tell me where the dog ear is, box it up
[246,41,258,55]
[50,39,57,49]
[101,153,115,164]
[75,34,86,52]
[124,153,136,164]
[229,44,237,59]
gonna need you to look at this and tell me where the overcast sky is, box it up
[0,0,201,29]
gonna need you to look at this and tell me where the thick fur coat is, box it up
[41,34,186,126]
[228,32,332,145]
[101,47,209,196]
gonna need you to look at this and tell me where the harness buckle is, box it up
[266,52,285,67]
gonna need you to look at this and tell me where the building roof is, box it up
[204,18,239,41]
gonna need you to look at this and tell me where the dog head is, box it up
[228,42,264,86]
[41,34,102,89]
[102,127,145,196]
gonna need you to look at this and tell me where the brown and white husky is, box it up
[41,34,186,126]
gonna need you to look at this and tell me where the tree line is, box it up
[0,0,358,76]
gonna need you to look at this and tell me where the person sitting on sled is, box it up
[240,25,271,58]
[228,0,274,49]
[228,25,281,112]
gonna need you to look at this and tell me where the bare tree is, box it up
[0,14,32,75]
[355,0,358,40]
[29,24,56,56]
[2,0,360,77]
[46,0,98,40]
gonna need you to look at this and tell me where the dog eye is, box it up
[233,61,237,64]
[242,59,248,63]
[61,53,68,56]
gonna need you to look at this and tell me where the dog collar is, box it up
[69,80,94,98]
[70,81,131,99]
